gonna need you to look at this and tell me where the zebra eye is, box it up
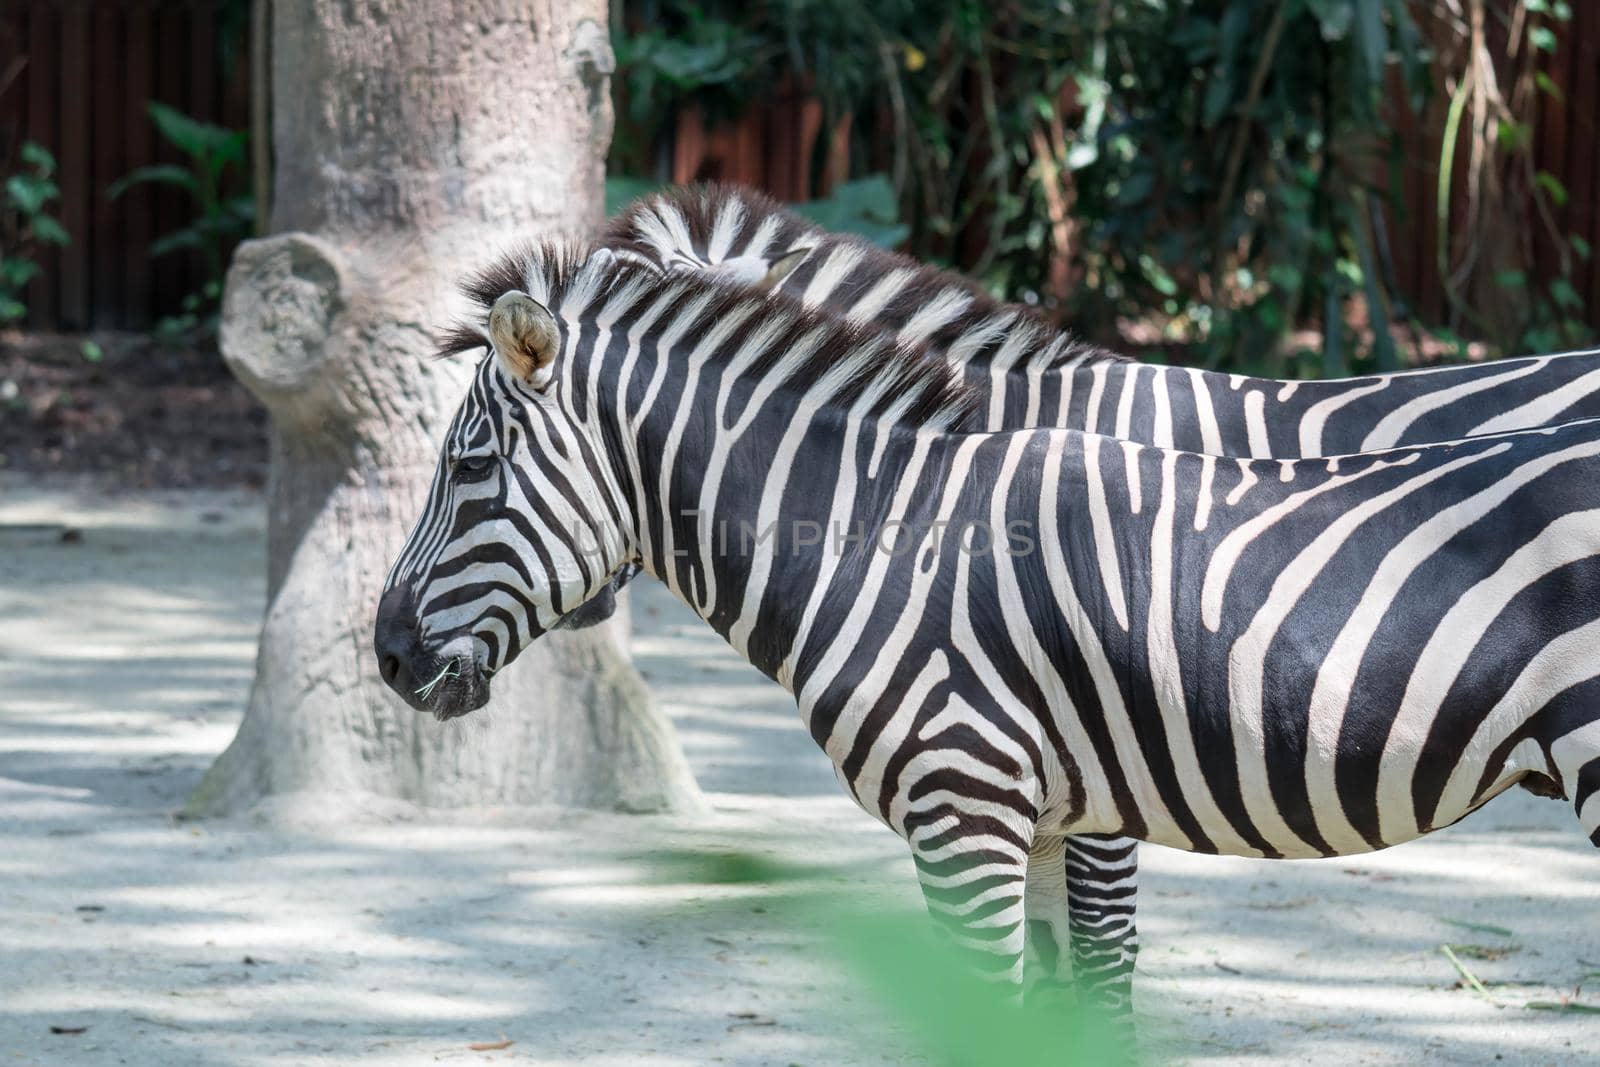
[452,454,496,481]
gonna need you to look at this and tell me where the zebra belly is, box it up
[1107,679,1561,861]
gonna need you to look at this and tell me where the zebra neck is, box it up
[610,373,953,686]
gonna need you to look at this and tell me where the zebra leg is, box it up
[1023,836,1076,1005]
[1064,834,1141,1022]
[1026,834,1140,1059]
[1550,719,1600,845]
[906,808,1031,987]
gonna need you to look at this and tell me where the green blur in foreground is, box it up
[641,848,1122,1066]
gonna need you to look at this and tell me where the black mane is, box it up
[600,181,1122,373]
[439,239,987,433]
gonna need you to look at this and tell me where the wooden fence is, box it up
[3,2,1598,334]
[1384,3,1600,331]
[1,1,249,332]
[666,86,850,203]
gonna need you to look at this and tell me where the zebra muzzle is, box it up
[374,586,492,719]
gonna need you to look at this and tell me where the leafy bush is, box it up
[109,102,254,341]
[1425,0,1587,357]
[606,172,908,247]
[1,141,69,324]
[612,0,1593,373]
[790,174,909,248]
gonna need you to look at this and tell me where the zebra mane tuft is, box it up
[599,182,1125,372]
[436,237,596,360]
[602,181,804,268]
[439,239,987,433]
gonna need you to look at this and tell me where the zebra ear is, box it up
[755,247,810,293]
[488,290,559,389]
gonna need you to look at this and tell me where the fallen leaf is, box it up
[1439,917,1516,939]
[1526,1000,1600,1015]
[1445,942,1520,962]
[1245,897,1314,911]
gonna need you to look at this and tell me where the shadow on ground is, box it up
[1,484,1595,1066]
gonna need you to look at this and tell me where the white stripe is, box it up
[1296,380,1390,457]
[1243,389,1270,458]
[1039,434,1188,846]
[1147,448,1256,854]
[1359,358,1548,450]
[898,287,973,346]
[845,268,915,325]
[801,244,866,308]
[1202,453,1417,631]
[1436,619,1600,826]
[706,198,744,262]
[1083,435,1130,631]
[1468,365,1600,437]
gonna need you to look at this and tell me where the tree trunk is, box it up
[190,0,702,819]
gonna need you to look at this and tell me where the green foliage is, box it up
[613,0,1594,373]
[788,175,909,247]
[833,908,1121,1066]
[604,175,663,218]
[1065,1,1424,373]
[1429,1,1588,357]
[605,172,909,247]
[640,847,1118,1066]
[610,10,773,176]
[0,141,70,324]
[110,102,254,341]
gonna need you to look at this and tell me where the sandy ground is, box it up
[1,480,1597,1066]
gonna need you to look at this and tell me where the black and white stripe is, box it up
[377,245,1600,1045]
[608,185,1600,458]
[603,183,1600,1016]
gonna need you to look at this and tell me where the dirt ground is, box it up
[0,333,267,489]
[0,479,1597,1066]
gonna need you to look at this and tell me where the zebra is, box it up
[373,243,1600,1045]
[607,184,1600,459]
[599,181,1600,1012]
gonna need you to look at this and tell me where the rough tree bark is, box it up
[190,0,702,818]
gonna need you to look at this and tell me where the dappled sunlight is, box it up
[3,488,1596,1065]
[2,722,240,757]
[6,969,541,1031]
[1134,811,1600,1063]
[632,580,843,799]
[530,877,786,909]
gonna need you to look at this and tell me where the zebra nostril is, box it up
[380,654,402,685]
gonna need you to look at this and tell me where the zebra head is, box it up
[374,286,632,720]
